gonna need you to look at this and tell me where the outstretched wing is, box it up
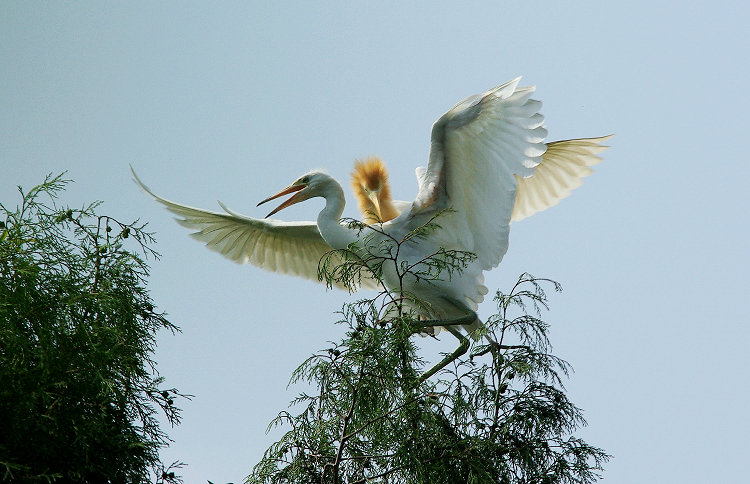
[131,168,376,291]
[408,77,547,270]
[511,135,612,222]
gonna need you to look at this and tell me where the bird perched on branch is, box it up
[133,77,610,377]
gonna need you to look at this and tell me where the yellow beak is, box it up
[368,191,382,222]
[257,183,307,218]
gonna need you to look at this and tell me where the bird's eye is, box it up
[300,176,310,184]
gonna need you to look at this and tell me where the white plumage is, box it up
[130,173,376,291]
[133,77,610,332]
[511,136,611,222]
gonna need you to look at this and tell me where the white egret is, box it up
[133,77,610,378]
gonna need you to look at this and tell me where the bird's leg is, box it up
[418,326,469,382]
[472,336,503,357]
[410,309,476,382]
[408,309,477,333]
[415,315,439,338]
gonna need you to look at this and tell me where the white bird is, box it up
[133,77,610,377]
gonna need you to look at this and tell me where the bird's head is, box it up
[257,171,332,218]
[350,157,391,221]
[351,157,388,194]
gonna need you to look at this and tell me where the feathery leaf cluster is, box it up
[0,174,187,483]
[248,217,608,483]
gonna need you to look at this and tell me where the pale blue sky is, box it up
[3,2,749,482]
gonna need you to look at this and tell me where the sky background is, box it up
[2,2,749,482]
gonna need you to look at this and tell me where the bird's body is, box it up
[133,77,610,336]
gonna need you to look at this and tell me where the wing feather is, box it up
[410,77,548,270]
[511,135,612,222]
[131,168,377,290]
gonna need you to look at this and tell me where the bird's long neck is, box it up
[318,181,358,249]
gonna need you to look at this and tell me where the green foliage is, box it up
[0,174,187,483]
[320,212,477,317]
[248,215,609,483]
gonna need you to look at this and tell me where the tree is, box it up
[0,174,187,482]
[248,218,609,483]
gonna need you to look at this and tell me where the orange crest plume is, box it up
[350,157,398,224]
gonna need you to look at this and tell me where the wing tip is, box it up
[130,165,153,196]
[511,133,612,222]
[487,76,534,99]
